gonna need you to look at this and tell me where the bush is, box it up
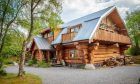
[0,57,4,69]
[0,69,7,76]
[27,59,51,68]
[27,59,37,66]
[125,47,140,56]
[37,61,51,68]
[3,59,13,65]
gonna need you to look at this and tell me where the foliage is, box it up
[18,0,63,76]
[125,47,140,56]
[126,10,140,55]
[1,29,25,57]
[17,0,63,36]
[0,57,4,69]
[0,0,26,54]
[27,59,37,66]
[0,57,7,76]
[37,60,51,68]
[0,69,7,76]
[0,73,42,84]
[27,59,50,68]
[0,0,25,77]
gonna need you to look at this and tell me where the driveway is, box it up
[5,65,140,84]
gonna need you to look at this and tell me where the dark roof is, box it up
[52,6,115,44]
[34,37,53,50]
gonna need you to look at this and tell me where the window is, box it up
[69,50,77,59]
[75,27,79,32]
[68,24,81,33]
[71,28,75,32]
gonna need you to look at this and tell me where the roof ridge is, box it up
[63,6,114,25]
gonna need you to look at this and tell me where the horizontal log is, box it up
[93,52,120,55]
[93,60,104,63]
[65,59,83,64]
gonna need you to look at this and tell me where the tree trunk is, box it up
[18,41,26,76]
[18,0,34,77]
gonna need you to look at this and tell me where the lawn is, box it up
[0,73,42,84]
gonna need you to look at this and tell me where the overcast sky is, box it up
[61,0,140,23]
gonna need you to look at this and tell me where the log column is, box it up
[38,50,43,61]
[75,42,95,69]
[55,45,63,64]
[47,51,50,62]
[75,42,91,64]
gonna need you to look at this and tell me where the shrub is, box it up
[125,47,140,56]
[27,59,37,66]
[0,69,7,76]
[37,61,51,68]
[3,58,13,65]
[27,59,51,68]
[0,57,4,69]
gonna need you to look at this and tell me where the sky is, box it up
[61,0,140,23]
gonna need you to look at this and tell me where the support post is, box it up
[75,42,95,69]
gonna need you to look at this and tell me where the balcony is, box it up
[47,36,54,43]
[94,28,131,44]
[62,32,77,42]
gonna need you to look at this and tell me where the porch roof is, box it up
[34,37,53,50]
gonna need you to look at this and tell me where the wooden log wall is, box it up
[64,48,83,64]
[34,50,43,61]
[62,43,90,64]
[54,28,61,39]
[90,44,120,64]
[55,45,64,63]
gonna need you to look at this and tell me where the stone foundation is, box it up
[84,64,96,69]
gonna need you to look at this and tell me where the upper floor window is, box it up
[70,27,79,32]
[68,24,82,33]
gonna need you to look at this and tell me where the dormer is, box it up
[41,28,62,43]
[67,24,81,33]
[62,24,82,42]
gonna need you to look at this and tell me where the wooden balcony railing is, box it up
[47,36,54,43]
[94,28,131,44]
[62,32,77,42]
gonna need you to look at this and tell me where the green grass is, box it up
[0,73,42,84]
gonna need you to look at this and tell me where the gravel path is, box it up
[5,65,140,84]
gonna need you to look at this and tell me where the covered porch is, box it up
[30,37,54,62]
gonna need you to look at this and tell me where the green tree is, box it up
[0,0,26,55]
[2,29,25,57]
[0,0,26,73]
[17,0,63,76]
[126,10,140,55]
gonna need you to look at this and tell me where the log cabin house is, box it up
[29,6,131,69]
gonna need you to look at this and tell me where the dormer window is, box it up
[71,28,75,32]
[70,27,80,33]
[69,24,81,33]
